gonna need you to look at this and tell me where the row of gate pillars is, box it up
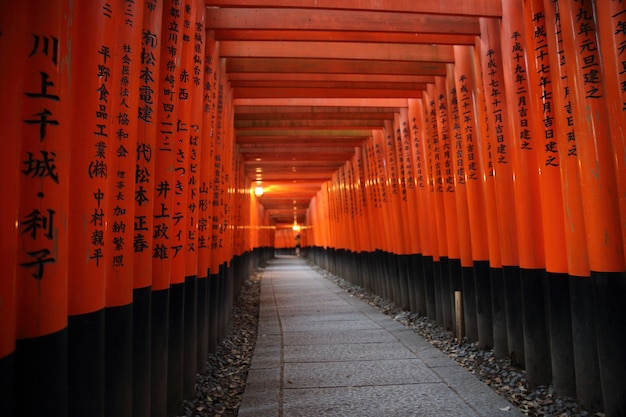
[305,246,626,417]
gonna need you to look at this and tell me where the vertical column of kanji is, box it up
[453,46,493,349]
[352,148,367,288]
[422,86,446,327]
[104,2,144,416]
[445,69,479,344]
[398,109,422,314]
[16,1,70,416]
[152,0,181,415]
[559,2,626,414]
[478,17,525,368]
[500,0,551,387]
[593,2,626,413]
[132,2,162,416]
[66,2,113,416]
[408,98,435,318]
[434,76,461,332]
[522,0,575,398]
[392,114,413,311]
[0,2,27,415]
[543,0,598,407]
[199,35,218,356]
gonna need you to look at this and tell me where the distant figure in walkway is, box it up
[295,233,301,256]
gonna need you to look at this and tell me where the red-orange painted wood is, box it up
[17,0,71,339]
[558,0,625,274]
[477,17,520,269]
[0,0,26,362]
[500,0,545,271]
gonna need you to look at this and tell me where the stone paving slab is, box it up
[239,255,525,417]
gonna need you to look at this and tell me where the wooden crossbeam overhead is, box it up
[205,0,502,17]
[206,8,482,33]
[220,41,455,62]
[205,1,500,225]
[214,30,476,45]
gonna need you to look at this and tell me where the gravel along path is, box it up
[178,263,602,417]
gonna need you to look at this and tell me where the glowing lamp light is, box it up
[254,186,264,196]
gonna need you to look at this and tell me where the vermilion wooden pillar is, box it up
[133,2,163,416]
[104,2,143,416]
[0,3,27,415]
[522,0,575,398]
[434,76,461,332]
[453,46,493,349]
[66,2,114,416]
[423,85,447,327]
[152,0,181,414]
[559,1,626,414]
[16,1,71,416]
[501,0,551,388]
[445,67,482,344]
[408,98,436,319]
[478,17,525,368]
[541,0,599,409]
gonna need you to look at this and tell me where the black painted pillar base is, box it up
[208,273,219,354]
[503,265,524,367]
[440,257,453,331]
[405,254,417,313]
[433,258,444,327]
[68,309,105,417]
[546,272,576,398]
[151,288,169,417]
[592,271,626,417]
[167,282,185,416]
[490,267,508,359]
[0,352,15,417]
[448,258,462,332]
[397,254,410,311]
[412,254,427,317]
[473,261,492,348]
[197,276,209,373]
[423,255,436,321]
[16,329,67,417]
[521,268,551,388]
[461,264,478,343]
[183,275,198,399]
[569,275,602,412]
[105,304,133,417]
[133,287,151,417]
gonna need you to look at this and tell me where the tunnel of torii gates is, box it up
[1,0,626,416]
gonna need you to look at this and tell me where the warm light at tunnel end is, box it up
[254,186,264,196]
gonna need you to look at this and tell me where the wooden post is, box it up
[455,291,463,344]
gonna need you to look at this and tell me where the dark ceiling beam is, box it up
[205,8,481,34]
[205,0,502,17]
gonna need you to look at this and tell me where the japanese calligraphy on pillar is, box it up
[509,30,535,154]
[457,75,479,181]
[18,2,70,338]
[448,86,466,185]
[527,8,559,167]
[153,0,182,268]
[108,0,141,274]
[20,34,64,281]
[401,118,415,194]
[411,115,426,188]
[436,90,455,192]
[484,48,508,164]
[135,0,161,259]
[427,98,441,192]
